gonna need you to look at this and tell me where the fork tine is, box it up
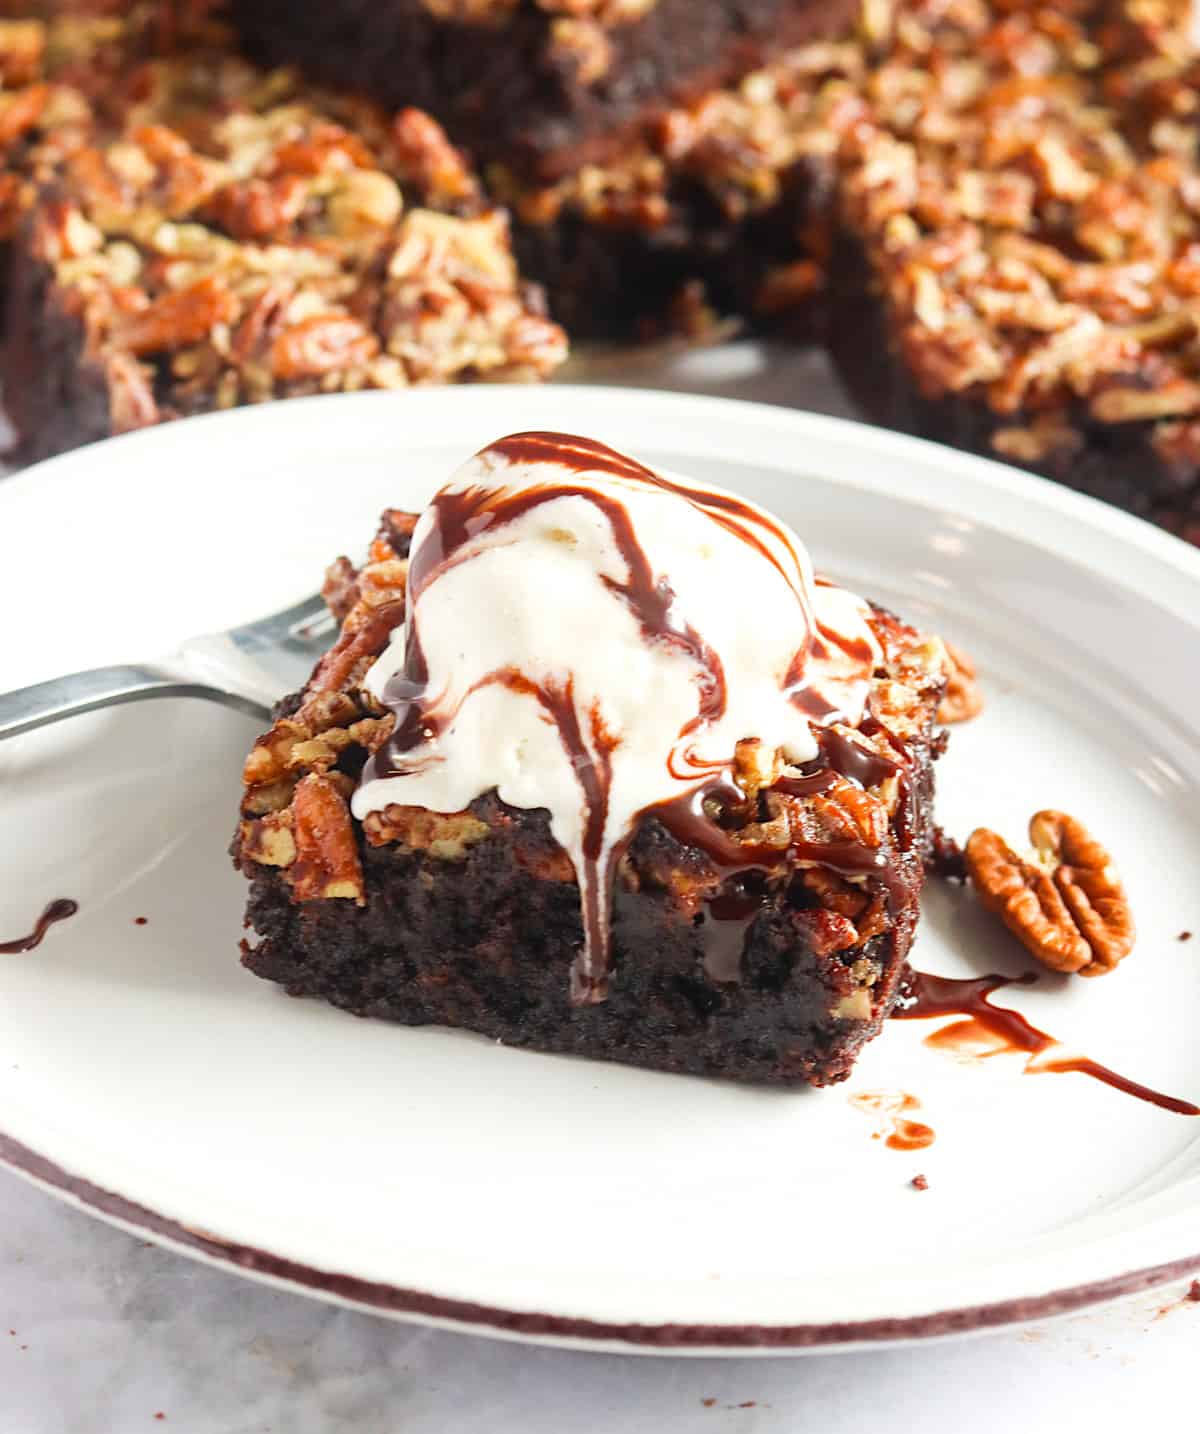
[228,591,329,650]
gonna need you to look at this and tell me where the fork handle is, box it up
[0,664,273,742]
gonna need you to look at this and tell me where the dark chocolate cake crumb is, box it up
[1179,931,1193,942]
[928,828,968,884]
[134,917,148,926]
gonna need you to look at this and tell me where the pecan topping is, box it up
[965,811,1135,977]
[810,777,888,849]
[290,774,364,903]
[937,641,983,724]
[116,277,239,357]
[270,315,381,381]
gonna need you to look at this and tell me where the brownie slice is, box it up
[3,49,567,463]
[227,0,861,185]
[824,0,1200,541]
[232,509,949,1088]
[0,4,164,314]
[503,34,864,340]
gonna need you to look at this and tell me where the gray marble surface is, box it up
[4,348,1197,1432]
[3,1164,1199,1434]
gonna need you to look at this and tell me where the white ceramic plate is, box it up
[2,387,1199,1353]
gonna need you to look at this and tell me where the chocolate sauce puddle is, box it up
[365,432,883,1005]
[1,899,79,954]
[897,970,1199,1116]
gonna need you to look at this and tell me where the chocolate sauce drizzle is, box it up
[897,970,1199,1117]
[364,432,882,1004]
[0,899,78,954]
[651,721,910,986]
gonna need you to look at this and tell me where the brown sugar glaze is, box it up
[367,432,886,1003]
[897,970,1199,1117]
[0,899,78,953]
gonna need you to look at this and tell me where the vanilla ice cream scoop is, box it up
[354,432,882,1004]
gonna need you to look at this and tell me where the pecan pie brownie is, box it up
[825,0,1200,533]
[501,33,865,339]
[2,44,567,462]
[227,0,861,185]
[233,432,949,1087]
[0,3,172,309]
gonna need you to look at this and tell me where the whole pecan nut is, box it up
[965,810,1135,976]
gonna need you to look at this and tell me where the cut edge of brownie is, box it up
[229,0,862,184]
[232,505,950,1088]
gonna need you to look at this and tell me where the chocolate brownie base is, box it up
[511,160,827,341]
[2,221,112,464]
[241,740,936,1088]
[228,0,859,184]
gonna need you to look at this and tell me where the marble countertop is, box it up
[4,1163,1198,1434]
[4,348,1197,1432]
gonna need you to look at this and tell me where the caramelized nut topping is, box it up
[290,774,364,903]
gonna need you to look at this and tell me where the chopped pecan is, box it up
[208,174,309,241]
[290,774,364,902]
[270,314,380,381]
[0,82,50,148]
[116,277,239,356]
[322,555,361,624]
[810,777,888,849]
[790,906,860,957]
[328,169,404,236]
[937,641,984,724]
[240,810,297,868]
[391,107,478,205]
[965,811,1135,976]
[731,737,782,808]
[103,352,159,433]
[362,804,490,858]
[271,124,376,178]
[307,600,405,695]
[0,20,45,88]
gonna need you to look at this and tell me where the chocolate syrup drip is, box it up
[364,432,880,1005]
[897,970,1200,1117]
[488,433,853,722]
[652,768,901,986]
[373,467,729,770]
[1,899,78,954]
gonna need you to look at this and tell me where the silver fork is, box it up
[0,593,337,742]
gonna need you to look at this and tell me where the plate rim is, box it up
[3,1127,1197,1352]
[4,384,1200,1351]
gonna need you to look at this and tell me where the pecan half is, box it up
[965,811,1135,976]
[116,277,239,357]
[290,773,364,902]
[270,314,380,380]
[937,641,983,724]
